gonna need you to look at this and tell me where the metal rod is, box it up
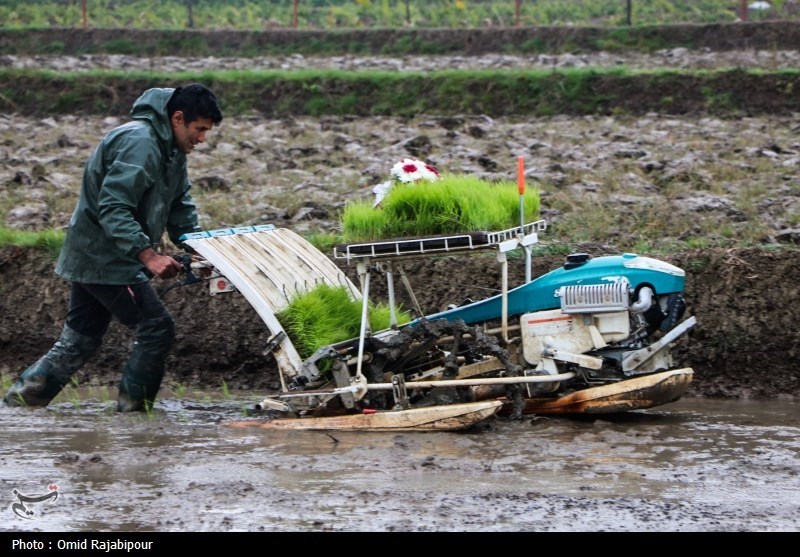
[524,246,531,283]
[499,252,509,343]
[399,266,423,317]
[275,371,576,399]
[386,264,397,326]
[355,268,371,385]
[365,372,576,390]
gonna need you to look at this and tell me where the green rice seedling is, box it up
[277,283,412,361]
[341,174,540,242]
[33,230,65,259]
[304,231,341,252]
[0,373,12,394]
[221,380,231,400]
[277,284,354,359]
[340,201,387,243]
[64,374,82,406]
[368,302,406,334]
[52,375,83,406]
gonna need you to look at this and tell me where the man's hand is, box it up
[138,248,183,280]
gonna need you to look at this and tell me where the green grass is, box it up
[0,226,64,258]
[0,1,788,63]
[0,1,766,32]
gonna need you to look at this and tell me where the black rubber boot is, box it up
[117,316,175,412]
[3,325,102,407]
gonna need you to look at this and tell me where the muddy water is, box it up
[1,391,798,533]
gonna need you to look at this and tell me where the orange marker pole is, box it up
[517,156,525,232]
[517,156,532,283]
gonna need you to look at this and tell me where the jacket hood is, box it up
[130,87,175,156]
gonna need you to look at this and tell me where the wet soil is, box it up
[1,395,798,532]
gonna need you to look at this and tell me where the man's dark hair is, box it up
[167,83,223,125]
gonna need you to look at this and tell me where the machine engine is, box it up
[520,280,688,394]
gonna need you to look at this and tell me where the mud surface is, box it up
[1,394,798,532]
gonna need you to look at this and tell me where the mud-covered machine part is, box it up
[181,222,696,423]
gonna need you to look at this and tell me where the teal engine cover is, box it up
[411,253,686,327]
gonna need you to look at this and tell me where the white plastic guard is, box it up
[183,227,361,380]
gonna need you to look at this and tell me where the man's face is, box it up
[170,111,215,155]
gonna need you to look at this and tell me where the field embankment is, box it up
[2,68,800,118]
[4,21,800,118]
[4,21,800,56]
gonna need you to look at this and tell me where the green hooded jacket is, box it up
[55,88,200,285]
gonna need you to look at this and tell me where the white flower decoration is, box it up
[373,158,440,207]
[390,158,440,184]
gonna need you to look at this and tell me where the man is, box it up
[3,83,223,412]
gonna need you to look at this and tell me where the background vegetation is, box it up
[0,0,795,31]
